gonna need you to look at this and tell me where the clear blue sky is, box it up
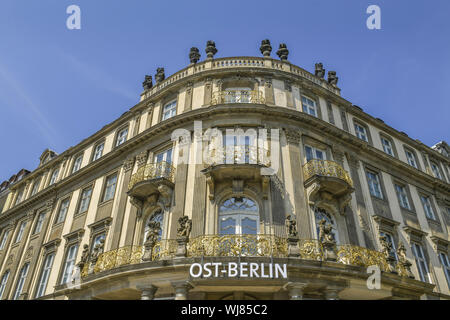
[0,0,449,181]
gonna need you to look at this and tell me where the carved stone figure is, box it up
[315,63,325,79]
[276,43,289,61]
[379,235,397,273]
[189,47,201,64]
[142,220,161,261]
[155,68,165,84]
[285,214,298,238]
[142,75,153,90]
[260,39,272,57]
[397,242,415,278]
[77,244,90,269]
[318,218,337,261]
[205,41,218,59]
[177,216,192,239]
[157,184,173,207]
[90,239,105,265]
[328,71,338,85]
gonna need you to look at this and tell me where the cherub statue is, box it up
[285,214,298,238]
[177,216,192,239]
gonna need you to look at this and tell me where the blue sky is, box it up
[0,0,449,180]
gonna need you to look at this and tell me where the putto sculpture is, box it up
[328,71,338,85]
[142,75,153,90]
[285,214,298,238]
[155,68,165,84]
[315,63,325,79]
[205,40,218,59]
[177,216,192,239]
[189,47,201,64]
[77,244,90,270]
[318,218,337,261]
[142,220,161,261]
[276,43,289,61]
[397,242,415,278]
[379,235,397,273]
[260,39,272,57]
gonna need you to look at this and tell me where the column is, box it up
[138,285,158,300]
[284,282,308,300]
[172,281,193,300]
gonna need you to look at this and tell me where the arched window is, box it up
[223,87,252,103]
[219,197,259,235]
[144,209,164,242]
[314,208,339,243]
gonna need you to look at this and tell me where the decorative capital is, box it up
[123,157,135,172]
[136,151,148,167]
[284,129,301,144]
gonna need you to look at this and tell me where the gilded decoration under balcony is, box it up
[303,159,353,187]
[128,161,175,190]
[211,90,265,105]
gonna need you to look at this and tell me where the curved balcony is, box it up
[303,160,353,187]
[128,162,176,210]
[81,236,410,278]
[211,90,265,105]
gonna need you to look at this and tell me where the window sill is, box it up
[98,199,114,208]
[30,233,40,240]
[427,218,441,226]
[73,211,88,219]
[53,221,65,228]
[400,207,416,216]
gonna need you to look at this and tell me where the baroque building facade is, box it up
[0,40,449,300]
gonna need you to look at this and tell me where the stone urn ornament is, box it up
[205,40,218,59]
[189,47,201,64]
[260,39,272,57]
[142,75,153,90]
[276,43,289,61]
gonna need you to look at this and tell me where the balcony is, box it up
[302,160,354,214]
[128,162,176,210]
[202,146,271,200]
[211,90,265,105]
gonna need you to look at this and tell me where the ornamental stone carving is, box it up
[123,157,135,172]
[189,47,201,64]
[142,75,153,90]
[155,68,165,84]
[25,246,34,260]
[205,41,218,59]
[142,221,161,261]
[260,39,272,57]
[318,218,337,261]
[284,129,301,144]
[136,151,148,167]
[397,242,415,278]
[379,235,397,273]
[315,63,325,79]
[285,214,298,238]
[77,244,90,270]
[328,71,338,86]
[276,43,289,61]
[177,216,192,239]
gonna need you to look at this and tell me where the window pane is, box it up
[0,271,10,299]
[56,199,70,224]
[103,174,117,202]
[62,244,78,284]
[36,253,55,298]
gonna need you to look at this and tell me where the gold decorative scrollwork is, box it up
[128,162,176,190]
[303,159,353,187]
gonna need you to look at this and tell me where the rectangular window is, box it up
[102,174,118,202]
[430,162,442,179]
[394,184,411,210]
[381,137,394,156]
[78,187,93,214]
[31,177,41,196]
[92,142,104,161]
[49,168,60,186]
[439,252,450,289]
[0,271,10,299]
[56,198,70,224]
[61,244,78,284]
[15,221,27,243]
[15,188,25,204]
[116,128,129,147]
[304,145,326,162]
[35,253,55,298]
[13,263,29,300]
[72,155,83,173]
[412,243,431,283]
[154,149,173,178]
[354,123,368,142]
[420,195,436,220]
[301,96,317,117]
[33,212,46,234]
[162,100,177,120]
[405,149,418,168]
[366,171,383,199]
[0,230,10,250]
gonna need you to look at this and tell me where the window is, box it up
[304,145,326,162]
[72,155,83,173]
[380,232,397,260]
[115,128,129,147]
[420,195,436,220]
[92,142,104,161]
[144,209,164,242]
[430,162,442,179]
[405,149,418,169]
[366,171,383,199]
[0,230,10,250]
[78,186,93,214]
[15,221,27,243]
[223,87,252,103]
[412,243,431,283]
[61,244,78,284]
[33,211,46,234]
[55,198,70,224]
[439,252,450,288]
[301,96,317,117]
[162,100,177,120]
[13,263,29,300]
[91,233,106,252]
[35,253,55,298]
[0,271,10,299]
[154,149,173,178]
[381,137,394,156]
[218,197,259,235]
[31,177,41,196]
[394,184,411,210]
[315,208,339,243]
[354,123,368,142]
[49,168,60,186]
[102,174,117,202]
[15,188,25,204]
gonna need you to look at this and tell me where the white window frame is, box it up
[35,253,55,298]
[49,168,60,186]
[304,145,326,162]
[218,197,260,235]
[13,263,29,300]
[0,230,10,250]
[430,162,442,179]
[412,243,431,283]
[15,221,27,243]
[0,271,10,299]
[420,195,436,220]
[394,184,411,210]
[33,211,46,234]
[92,142,104,161]
[61,244,78,284]
[115,128,129,147]
[366,171,383,199]
[15,188,25,204]
[405,149,418,168]
[354,123,368,142]
[162,100,177,121]
[102,174,118,202]
[381,137,394,156]
[301,96,317,117]
[56,198,70,224]
[31,177,41,196]
[439,252,450,289]
[78,187,93,214]
[72,155,83,173]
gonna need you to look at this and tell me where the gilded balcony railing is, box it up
[128,161,176,190]
[207,145,271,167]
[211,90,265,105]
[303,159,353,187]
